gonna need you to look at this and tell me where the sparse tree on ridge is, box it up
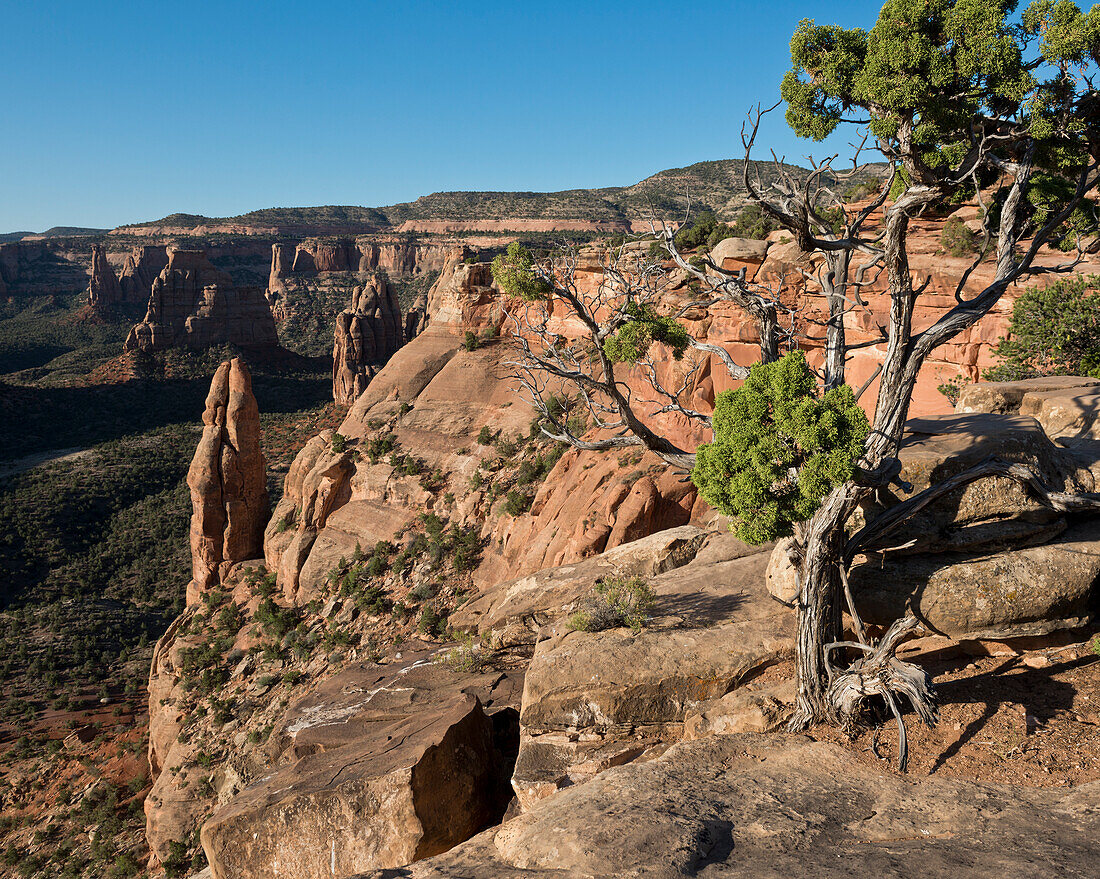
[495,0,1100,769]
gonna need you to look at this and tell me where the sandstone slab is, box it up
[353,732,1100,879]
[201,694,513,879]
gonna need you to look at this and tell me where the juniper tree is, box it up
[496,0,1100,768]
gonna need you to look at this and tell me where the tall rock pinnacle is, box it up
[87,244,123,311]
[186,357,269,603]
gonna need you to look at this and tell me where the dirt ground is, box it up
[799,635,1100,786]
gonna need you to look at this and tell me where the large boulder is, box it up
[200,695,513,879]
[508,531,792,810]
[187,358,269,602]
[766,412,1100,639]
[352,732,1100,879]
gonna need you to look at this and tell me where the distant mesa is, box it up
[124,249,278,353]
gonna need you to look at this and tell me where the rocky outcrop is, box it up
[355,732,1100,879]
[332,273,405,404]
[124,250,278,352]
[86,244,122,310]
[118,244,169,302]
[186,358,268,603]
[202,689,517,879]
[766,410,1100,639]
[505,530,792,810]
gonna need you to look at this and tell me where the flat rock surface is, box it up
[355,732,1100,879]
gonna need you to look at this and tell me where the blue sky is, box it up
[0,1,881,231]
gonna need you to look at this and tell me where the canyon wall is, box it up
[124,250,279,353]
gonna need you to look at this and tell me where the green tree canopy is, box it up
[782,0,1099,180]
[692,351,870,545]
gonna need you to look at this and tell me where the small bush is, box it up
[937,375,970,406]
[436,633,488,673]
[940,217,978,257]
[476,426,494,445]
[569,576,656,634]
[330,432,348,453]
[418,604,446,637]
[463,331,480,352]
[503,490,533,516]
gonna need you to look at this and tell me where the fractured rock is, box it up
[187,358,268,602]
[124,250,278,353]
[332,272,405,404]
[353,732,1100,879]
[119,244,169,303]
[86,244,122,311]
[201,695,513,879]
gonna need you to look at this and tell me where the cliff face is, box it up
[332,272,405,404]
[124,250,279,353]
[118,244,169,303]
[86,244,123,311]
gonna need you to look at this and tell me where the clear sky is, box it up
[0,0,881,232]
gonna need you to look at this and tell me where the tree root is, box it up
[825,613,938,772]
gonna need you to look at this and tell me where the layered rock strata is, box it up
[124,250,278,352]
[186,358,268,602]
[352,732,1100,879]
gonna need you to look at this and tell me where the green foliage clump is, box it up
[692,351,870,545]
[674,211,721,250]
[503,489,533,516]
[985,275,1100,380]
[937,374,972,406]
[491,242,553,300]
[477,425,494,445]
[435,632,488,672]
[940,217,978,257]
[781,0,1099,183]
[330,432,348,453]
[728,203,781,241]
[568,576,656,634]
[603,302,690,363]
[463,330,481,352]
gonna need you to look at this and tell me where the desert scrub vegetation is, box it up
[940,216,979,257]
[985,276,1100,381]
[569,576,657,634]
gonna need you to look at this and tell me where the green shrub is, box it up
[435,633,488,673]
[603,302,689,363]
[692,351,870,545]
[569,576,656,634]
[940,217,978,257]
[937,375,971,406]
[330,432,348,453]
[463,331,480,352]
[476,426,494,445]
[985,276,1100,380]
[418,604,446,637]
[503,490,533,517]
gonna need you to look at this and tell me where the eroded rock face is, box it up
[201,694,515,879]
[124,250,278,353]
[352,732,1100,879]
[119,244,169,303]
[333,272,405,404]
[500,530,792,810]
[187,358,268,602]
[86,244,122,311]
